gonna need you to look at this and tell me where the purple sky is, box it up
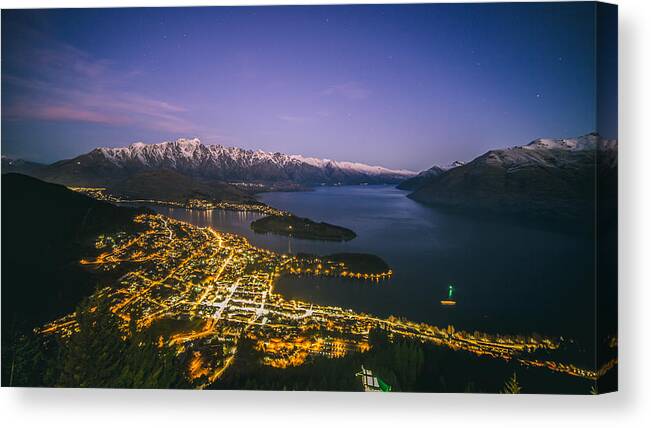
[1,4,615,171]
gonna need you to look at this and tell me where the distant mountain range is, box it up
[403,133,617,223]
[396,161,465,191]
[2,134,617,225]
[8,138,415,189]
[1,156,45,175]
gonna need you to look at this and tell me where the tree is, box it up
[56,295,126,388]
[113,327,189,389]
[54,294,189,389]
[501,372,522,394]
[4,333,50,387]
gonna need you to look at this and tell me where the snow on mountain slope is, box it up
[289,154,414,177]
[396,159,465,191]
[480,133,617,171]
[522,132,617,153]
[445,160,466,169]
[41,138,415,187]
[407,133,618,222]
[94,138,413,177]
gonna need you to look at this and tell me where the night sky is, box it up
[1,3,616,170]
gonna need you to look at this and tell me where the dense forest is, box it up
[1,174,146,386]
[5,295,188,388]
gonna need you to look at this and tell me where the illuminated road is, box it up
[39,213,613,387]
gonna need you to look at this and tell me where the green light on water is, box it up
[448,284,454,299]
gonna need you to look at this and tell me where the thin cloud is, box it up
[321,82,371,101]
[277,114,312,123]
[6,102,128,125]
[2,29,196,134]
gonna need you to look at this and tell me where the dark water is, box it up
[151,185,595,350]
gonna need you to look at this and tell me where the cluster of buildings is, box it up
[39,213,601,388]
[68,187,288,217]
[287,257,392,281]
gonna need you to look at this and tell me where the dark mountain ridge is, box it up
[1,173,145,336]
[109,169,255,203]
[406,133,617,224]
[1,156,46,175]
[397,161,464,191]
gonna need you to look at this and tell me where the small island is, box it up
[250,215,356,241]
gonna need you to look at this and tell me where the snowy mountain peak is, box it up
[288,154,414,176]
[523,133,615,152]
[83,138,415,185]
[444,160,465,170]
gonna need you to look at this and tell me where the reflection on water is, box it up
[150,185,595,352]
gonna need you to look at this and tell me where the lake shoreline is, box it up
[150,185,595,353]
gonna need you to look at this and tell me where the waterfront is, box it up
[40,212,600,391]
[151,185,596,360]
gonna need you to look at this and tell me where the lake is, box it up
[151,185,595,353]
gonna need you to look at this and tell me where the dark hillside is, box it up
[1,173,144,335]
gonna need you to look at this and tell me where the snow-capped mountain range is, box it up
[396,160,465,191]
[522,133,617,152]
[406,133,618,221]
[31,138,416,187]
[96,138,414,178]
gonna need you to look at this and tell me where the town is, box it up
[68,186,289,216]
[39,213,609,387]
